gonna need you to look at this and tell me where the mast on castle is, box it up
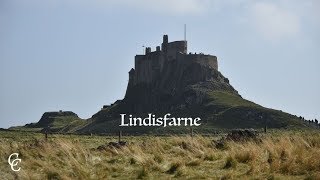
[184,24,186,41]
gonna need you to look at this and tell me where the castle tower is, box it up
[128,68,135,82]
[145,47,151,54]
[125,68,136,97]
[162,35,168,53]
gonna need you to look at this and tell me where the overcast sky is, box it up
[0,0,319,128]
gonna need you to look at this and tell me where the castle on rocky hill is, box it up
[128,35,218,86]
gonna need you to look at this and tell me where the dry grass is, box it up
[0,130,320,179]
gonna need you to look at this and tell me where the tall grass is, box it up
[0,131,319,179]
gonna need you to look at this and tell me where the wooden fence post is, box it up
[190,127,194,138]
[118,130,122,143]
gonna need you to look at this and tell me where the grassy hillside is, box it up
[202,91,308,129]
[1,130,320,179]
[75,90,310,134]
[10,114,86,133]
[11,91,311,134]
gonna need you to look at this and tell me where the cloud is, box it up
[134,0,211,15]
[14,0,212,16]
[77,0,212,15]
[303,0,320,26]
[250,1,301,41]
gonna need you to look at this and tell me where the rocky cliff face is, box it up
[123,57,237,113]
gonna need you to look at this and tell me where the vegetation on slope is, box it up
[202,91,308,129]
[11,91,311,134]
[10,111,86,133]
[81,90,309,134]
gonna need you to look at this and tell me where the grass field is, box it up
[0,130,320,179]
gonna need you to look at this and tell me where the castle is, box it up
[128,35,218,86]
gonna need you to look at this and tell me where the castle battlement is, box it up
[129,35,218,86]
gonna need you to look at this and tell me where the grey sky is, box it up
[0,0,319,128]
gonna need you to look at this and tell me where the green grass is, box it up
[49,116,81,127]
[10,115,86,133]
[206,91,259,108]
[202,91,308,130]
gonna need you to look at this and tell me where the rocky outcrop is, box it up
[29,111,79,128]
[122,58,238,113]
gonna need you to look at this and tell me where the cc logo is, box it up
[8,153,21,172]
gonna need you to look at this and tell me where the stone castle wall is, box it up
[166,41,187,61]
[128,35,218,87]
[181,53,218,70]
[134,51,164,84]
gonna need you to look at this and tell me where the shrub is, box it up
[137,167,148,179]
[235,151,252,163]
[186,159,201,166]
[167,162,182,174]
[224,156,237,169]
[47,171,61,180]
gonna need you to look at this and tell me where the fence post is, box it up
[118,130,122,143]
[190,127,194,138]
[44,125,50,141]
